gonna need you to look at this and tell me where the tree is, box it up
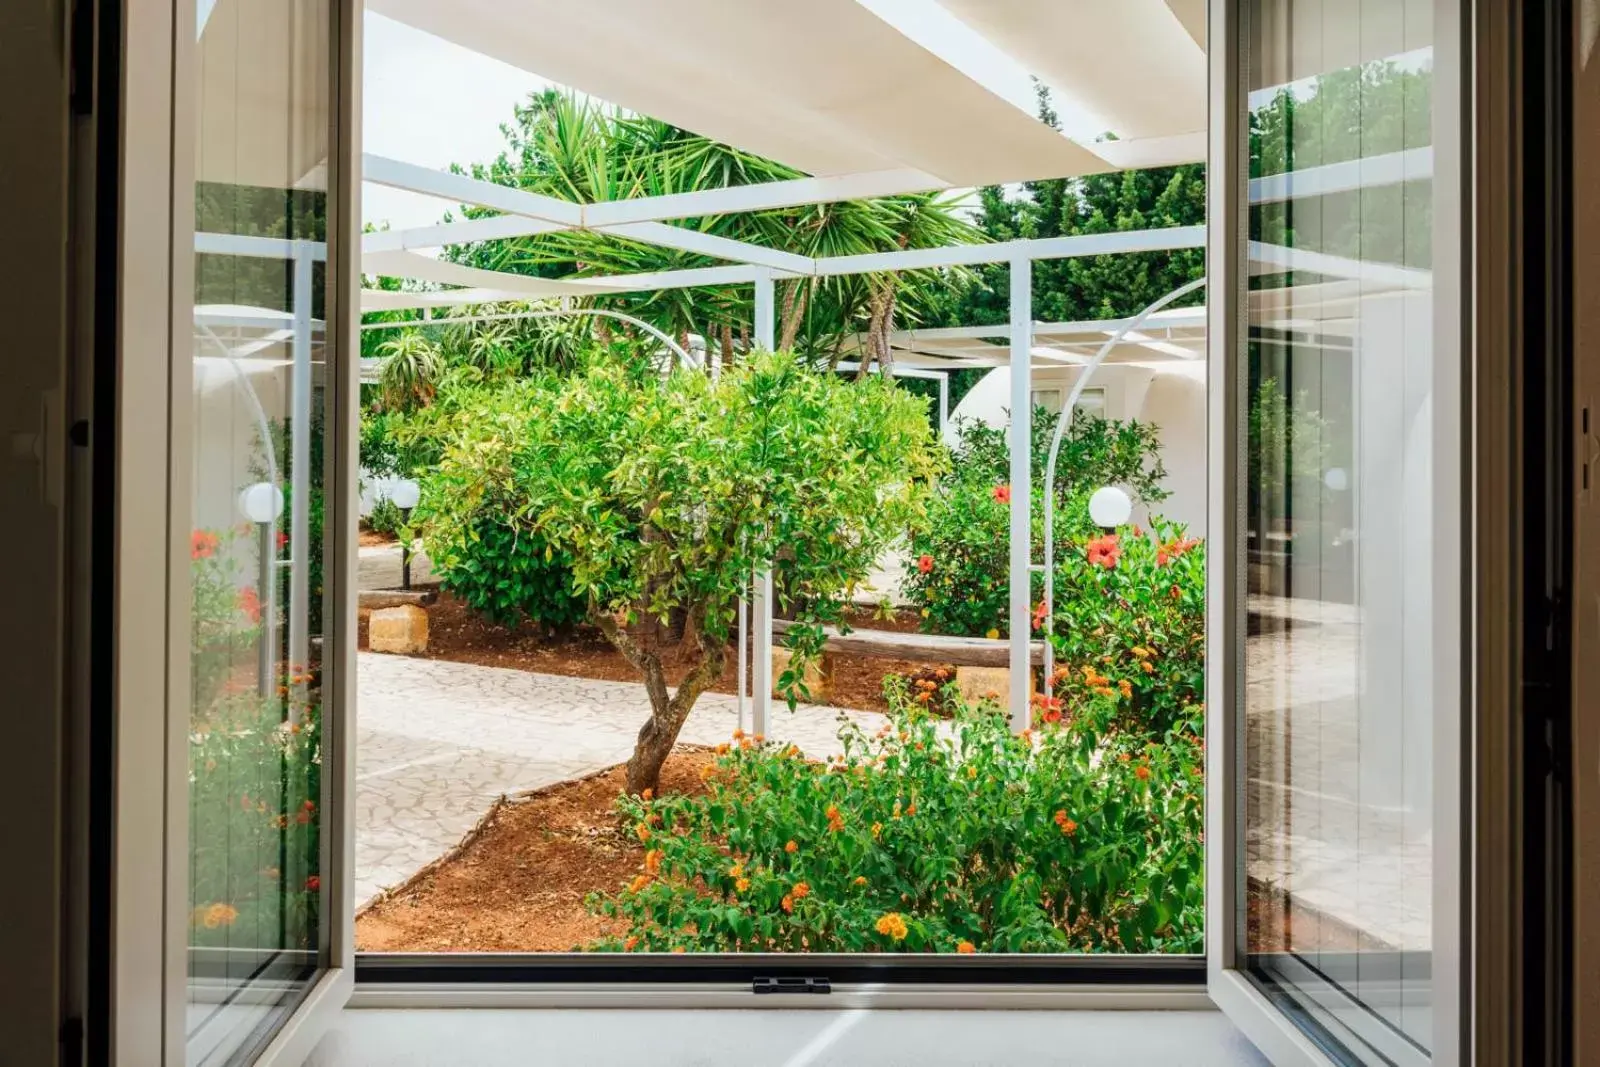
[437,91,980,368]
[418,351,944,794]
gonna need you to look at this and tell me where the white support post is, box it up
[1007,257,1033,733]
[751,270,776,737]
[288,245,314,684]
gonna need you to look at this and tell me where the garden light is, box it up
[1324,467,1349,492]
[1088,485,1133,529]
[237,481,283,697]
[237,481,285,524]
[389,478,422,589]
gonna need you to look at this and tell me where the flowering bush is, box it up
[1047,519,1205,736]
[587,688,1203,954]
[902,408,1167,639]
[187,531,321,951]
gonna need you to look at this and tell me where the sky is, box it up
[362,13,553,232]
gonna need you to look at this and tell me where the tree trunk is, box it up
[595,607,726,796]
[720,322,735,370]
[777,278,811,352]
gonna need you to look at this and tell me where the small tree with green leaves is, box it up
[421,351,943,794]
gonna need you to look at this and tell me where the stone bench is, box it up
[770,619,1043,706]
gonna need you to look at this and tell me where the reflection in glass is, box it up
[1242,0,1436,1061]
[186,0,331,1060]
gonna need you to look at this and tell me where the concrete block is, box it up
[772,646,831,702]
[955,664,1032,708]
[369,604,428,654]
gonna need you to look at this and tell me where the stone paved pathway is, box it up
[355,653,892,909]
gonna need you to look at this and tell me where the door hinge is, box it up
[752,976,831,995]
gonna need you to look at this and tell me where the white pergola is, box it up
[198,0,1433,735]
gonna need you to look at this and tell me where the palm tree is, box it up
[376,330,444,411]
[443,91,982,365]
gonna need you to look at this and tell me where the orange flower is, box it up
[190,529,220,560]
[1135,764,1152,781]
[917,554,934,574]
[629,875,651,893]
[792,882,811,900]
[671,946,686,954]
[1118,679,1133,700]
[1086,533,1121,569]
[1141,661,1155,674]
[875,912,909,941]
[644,849,663,874]
[784,840,798,853]
[735,877,751,893]
[624,936,639,951]
[715,742,730,755]
[1054,810,1078,836]
[826,804,845,832]
[781,894,794,914]
[200,902,239,929]
[636,823,652,842]
[700,764,717,782]
[956,940,976,954]
[642,788,654,801]
[905,802,917,816]
[853,876,868,887]
[992,484,1011,504]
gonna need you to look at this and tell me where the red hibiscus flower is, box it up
[917,554,934,574]
[1031,600,1049,630]
[992,484,1011,504]
[191,529,220,560]
[276,530,290,551]
[236,586,262,624]
[1086,534,1121,569]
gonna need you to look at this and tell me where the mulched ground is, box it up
[359,589,943,715]
[355,749,716,952]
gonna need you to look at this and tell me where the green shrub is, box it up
[587,688,1203,954]
[949,405,1169,502]
[428,516,587,632]
[1046,519,1205,737]
[903,409,1169,639]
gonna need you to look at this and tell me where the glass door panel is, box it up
[184,0,340,1060]
[1213,0,1460,1062]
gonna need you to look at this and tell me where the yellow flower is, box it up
[735,877,751,893]
[966,766,977,779]
[1118,679,1133,699]
[871,822,883,839]
[985,628,999,640]
[874,912,909,941]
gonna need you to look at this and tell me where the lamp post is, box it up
[389,478,421,590]
[1088,485,1133,531]
[238,481,285,696]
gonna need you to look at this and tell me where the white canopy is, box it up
[366,0,1134,187]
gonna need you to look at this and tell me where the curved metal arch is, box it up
[1040,274,1207,693]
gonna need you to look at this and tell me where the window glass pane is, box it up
[186,0,331,1060]
[1242,0,1436,1060]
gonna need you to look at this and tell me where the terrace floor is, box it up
[355,652,891,909]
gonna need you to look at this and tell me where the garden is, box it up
[349,89,1209,956]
